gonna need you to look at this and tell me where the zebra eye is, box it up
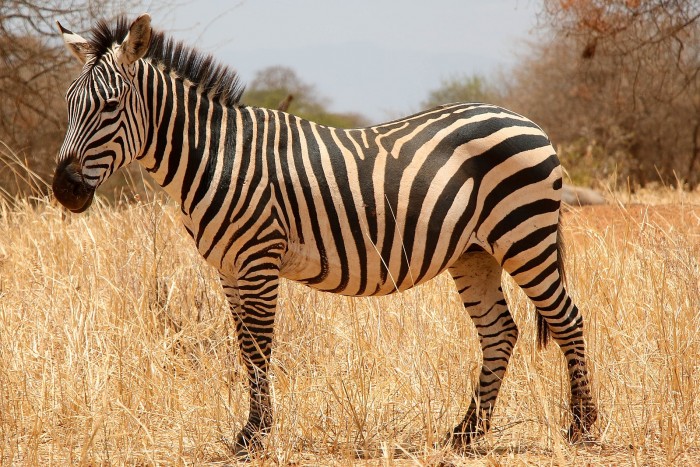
[103,99,119,113]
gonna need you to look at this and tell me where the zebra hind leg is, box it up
[535,293,597,442]
[447,251,519,449]
[504,228,597,442]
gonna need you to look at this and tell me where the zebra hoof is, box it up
[567,402,597,443]
[445,424,484,451]
[566,421,597,444]
[221,429,264,459]
[221,437,248,460]
[566,423,598,445]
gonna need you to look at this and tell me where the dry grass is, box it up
[0,188,698,465]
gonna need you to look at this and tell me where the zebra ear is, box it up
[118,13,152,65]
[57,21,92,65]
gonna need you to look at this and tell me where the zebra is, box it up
[52,14,597,455]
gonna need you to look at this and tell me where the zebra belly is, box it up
[280,237,459,297]
[279,182,477,297]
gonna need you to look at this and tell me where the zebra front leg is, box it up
[447,252,519,448]
[220,270,279,456]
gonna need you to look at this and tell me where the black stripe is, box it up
[162,79,185,184]
[346,129,379,245]
[502,224,559,265]
[149,75,174,173]
[187,88,215,211]
[326,128,370,294]
[487,198,560,245]
[287,117,328,285]
[478,153,559,227]
[299,121,350,292]
[203,107,241,257]
[275,112,305,244]
[509,243,557,277]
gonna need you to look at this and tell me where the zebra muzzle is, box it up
[52,157,95,213]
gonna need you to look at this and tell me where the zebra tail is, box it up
[537,213,567,349]
[536,306,550,349]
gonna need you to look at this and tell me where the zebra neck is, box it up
[138,69,237,214]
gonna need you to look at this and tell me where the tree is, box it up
[530,0,700,188]
[543,0,700,61]
[421,73,503,109]
[243,66,369,128]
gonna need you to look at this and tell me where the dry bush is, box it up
[504,1,700,188]
[0,141,49,201]
[0,190,698,465]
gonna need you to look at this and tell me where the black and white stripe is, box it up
[53,15,597,454]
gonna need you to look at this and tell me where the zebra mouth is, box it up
[66,190,95,213]
[52,157,96,213]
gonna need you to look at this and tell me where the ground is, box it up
[0,189,698,465]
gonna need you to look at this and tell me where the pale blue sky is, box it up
[148,1,542,123]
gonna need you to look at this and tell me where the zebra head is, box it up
[53,14,152,213]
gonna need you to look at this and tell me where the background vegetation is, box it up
[2,0,700,198]
[514,0,700,189]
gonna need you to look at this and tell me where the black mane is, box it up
[88,16,244,107]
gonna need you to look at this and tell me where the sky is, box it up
[149,1,543,124]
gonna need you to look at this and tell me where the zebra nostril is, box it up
[52,156,95,213]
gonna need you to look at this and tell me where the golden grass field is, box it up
[0,188,698,465]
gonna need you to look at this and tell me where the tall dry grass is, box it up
[0,188,698,465]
